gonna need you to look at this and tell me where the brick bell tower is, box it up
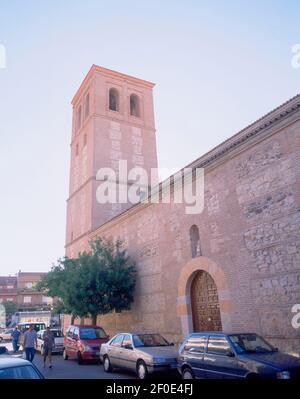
[65,65,158,257]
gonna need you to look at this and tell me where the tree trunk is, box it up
[71,314,75,324]
[91,314,97,325]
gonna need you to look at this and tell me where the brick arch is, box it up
[177,257,233,335]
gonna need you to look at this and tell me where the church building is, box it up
[65,65,300,354]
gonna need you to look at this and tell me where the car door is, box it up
[107,334,124,367]
[119,334,136,371]
[36,331,42,352]
[66,327,75,357]
[204,335,241,379]
[72,327,80,356]
[182,334,208,378]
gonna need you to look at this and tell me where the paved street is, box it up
[3,342,135,379]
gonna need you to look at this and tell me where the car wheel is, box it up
[77,352,84,365]
[63,349,69,360]
[137,360,148,380]
[182,368,194,379]
[103,355,112,372]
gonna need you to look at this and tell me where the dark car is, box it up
[63,324,109,364]
[178,332,300,379]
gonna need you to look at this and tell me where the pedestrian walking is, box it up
[23,325,37,362]
[42,326,55,368]
[11,326,21,353]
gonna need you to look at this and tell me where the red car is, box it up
[63,325,109,364]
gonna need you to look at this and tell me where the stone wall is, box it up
[77,118,300,355]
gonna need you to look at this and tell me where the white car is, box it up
[36,328,64,355]
[0,329,13,342]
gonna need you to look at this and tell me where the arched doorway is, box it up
[191,270,222,332]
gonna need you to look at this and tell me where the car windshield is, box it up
[133,334,170,347]
[228,334,276,354]
[52,330,63,338]
[79,328,107,340]
[19,324,45,332]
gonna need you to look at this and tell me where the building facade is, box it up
[0,272,53,309]
[65,65,300,355]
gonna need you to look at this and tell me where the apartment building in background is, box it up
[0,271,53,310]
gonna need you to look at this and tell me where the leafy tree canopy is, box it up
[37,238,136,324]
[2,300,18,316]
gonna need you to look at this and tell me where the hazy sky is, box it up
[0,0,299,275]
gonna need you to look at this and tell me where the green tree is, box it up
[2,301,18,318]
[37,238,137,325]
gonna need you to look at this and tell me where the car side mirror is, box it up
[169,342,175,346]
[226,350,235,357]
[124,344,133,350]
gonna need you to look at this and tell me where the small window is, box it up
[130,94,140,117]
[109,88,119,112]
[122,334,133,349]
[67,327,74,338]
[25,282,33,289]
[111,334,124,347]
[207,336,231,356]
[184,335,207,353]
[84,93,90,119]
[190,225,201,258]
[23,296,31,304]
[73,327,79,339]
[76,105,82,131]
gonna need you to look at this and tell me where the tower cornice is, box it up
[71,64,155,106]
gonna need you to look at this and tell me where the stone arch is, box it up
[130,94,140,117]
[109,88,119,111]
[177,257,233,336]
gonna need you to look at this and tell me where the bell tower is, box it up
[65,65,158,257]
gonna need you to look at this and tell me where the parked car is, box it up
[0,356,44,379]
[37,328,64,355]
[18,322,46,333]
[178,332,300,379]
[63,325,109,364]
[100,332,178,379]
[0,329,13,342]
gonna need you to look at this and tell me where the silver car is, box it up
[0,329,13,342]
[100,333,178,379]
[36,328,64,355]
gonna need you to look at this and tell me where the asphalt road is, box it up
[3,342,135,379]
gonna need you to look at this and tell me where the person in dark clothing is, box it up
[42,327,55,368]
[11,327,21,353]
